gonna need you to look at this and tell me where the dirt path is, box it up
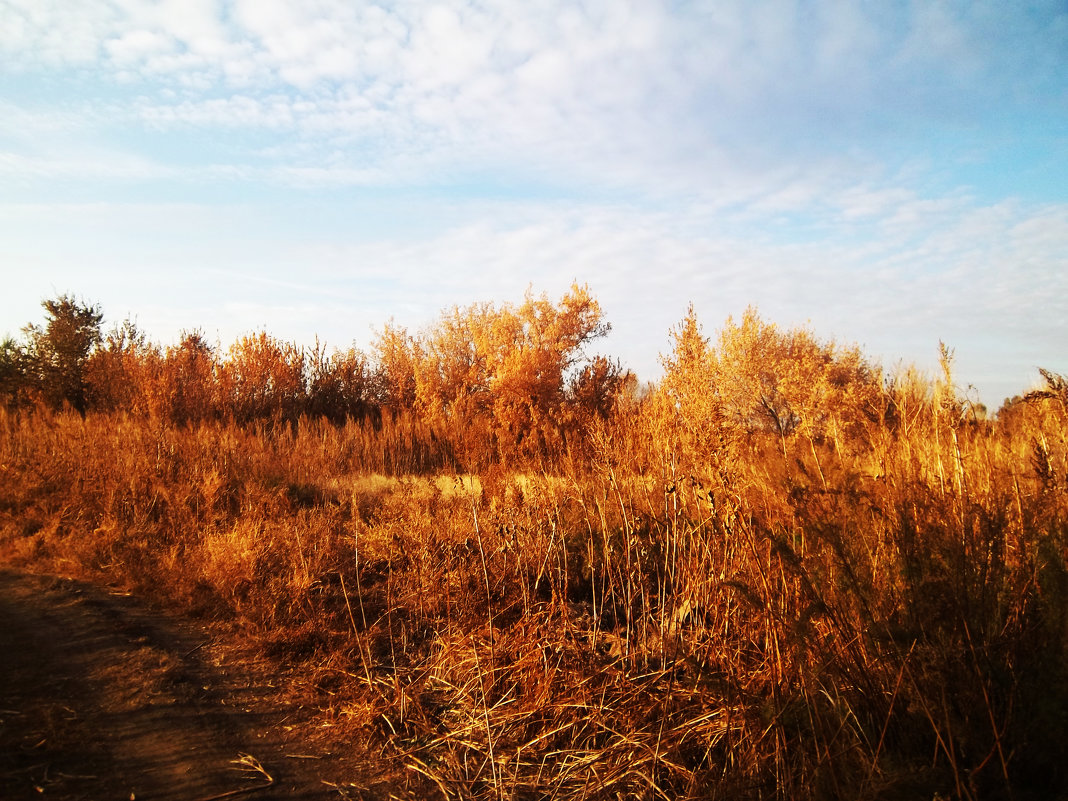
[0,570,381,800]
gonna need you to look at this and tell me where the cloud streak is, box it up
[3,1,1062,190]
[0,0,1064,406]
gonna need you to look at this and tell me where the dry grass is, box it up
[1,363,1067,800]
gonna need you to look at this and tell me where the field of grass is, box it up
[2,297,1067,799]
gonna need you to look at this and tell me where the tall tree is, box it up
[85,318,155,414]
[372,322,419,410]
[306,341,374,424]
[155,331,218,425]
[410,284,614,461]
[218,332,306,424]
[658,306,882,467]
[657,305,726,463]
[23,294,104,413]
[0,336,29,409]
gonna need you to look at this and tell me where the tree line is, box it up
[4,285,1019,476]
[0,287,633,466]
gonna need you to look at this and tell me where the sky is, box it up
[1,0,1065,408]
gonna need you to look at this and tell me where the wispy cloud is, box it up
[2,1,1060,192]
[0,0,1064,405]
[2,185,1065,403]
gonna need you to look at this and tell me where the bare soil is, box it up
[0,569,388,801]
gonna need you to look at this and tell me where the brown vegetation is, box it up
[1,290,1066,799]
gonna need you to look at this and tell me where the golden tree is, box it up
[656,304,725,469]
[712,308,881,458]
[150,331,218,425]
[85,318,156,415]
[306,341,374,424]
[400,284,616,465]
[218,332,306,424]
[658,306,882,476]
[372,321,420,411]
[22,294,104,413]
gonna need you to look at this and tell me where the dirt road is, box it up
[0,570,379,800]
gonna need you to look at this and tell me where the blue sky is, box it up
[1,0,1065,407]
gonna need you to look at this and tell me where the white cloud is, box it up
[405,5,491,89]
[0,149,176,182]
[0,0,1060,197]
[2,186,1065,405]
[136,94,296,129]
[105,28,174,64]
[0,0,1065,407]
[0,0,114,65]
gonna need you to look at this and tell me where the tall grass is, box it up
[1,361,1066,799]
